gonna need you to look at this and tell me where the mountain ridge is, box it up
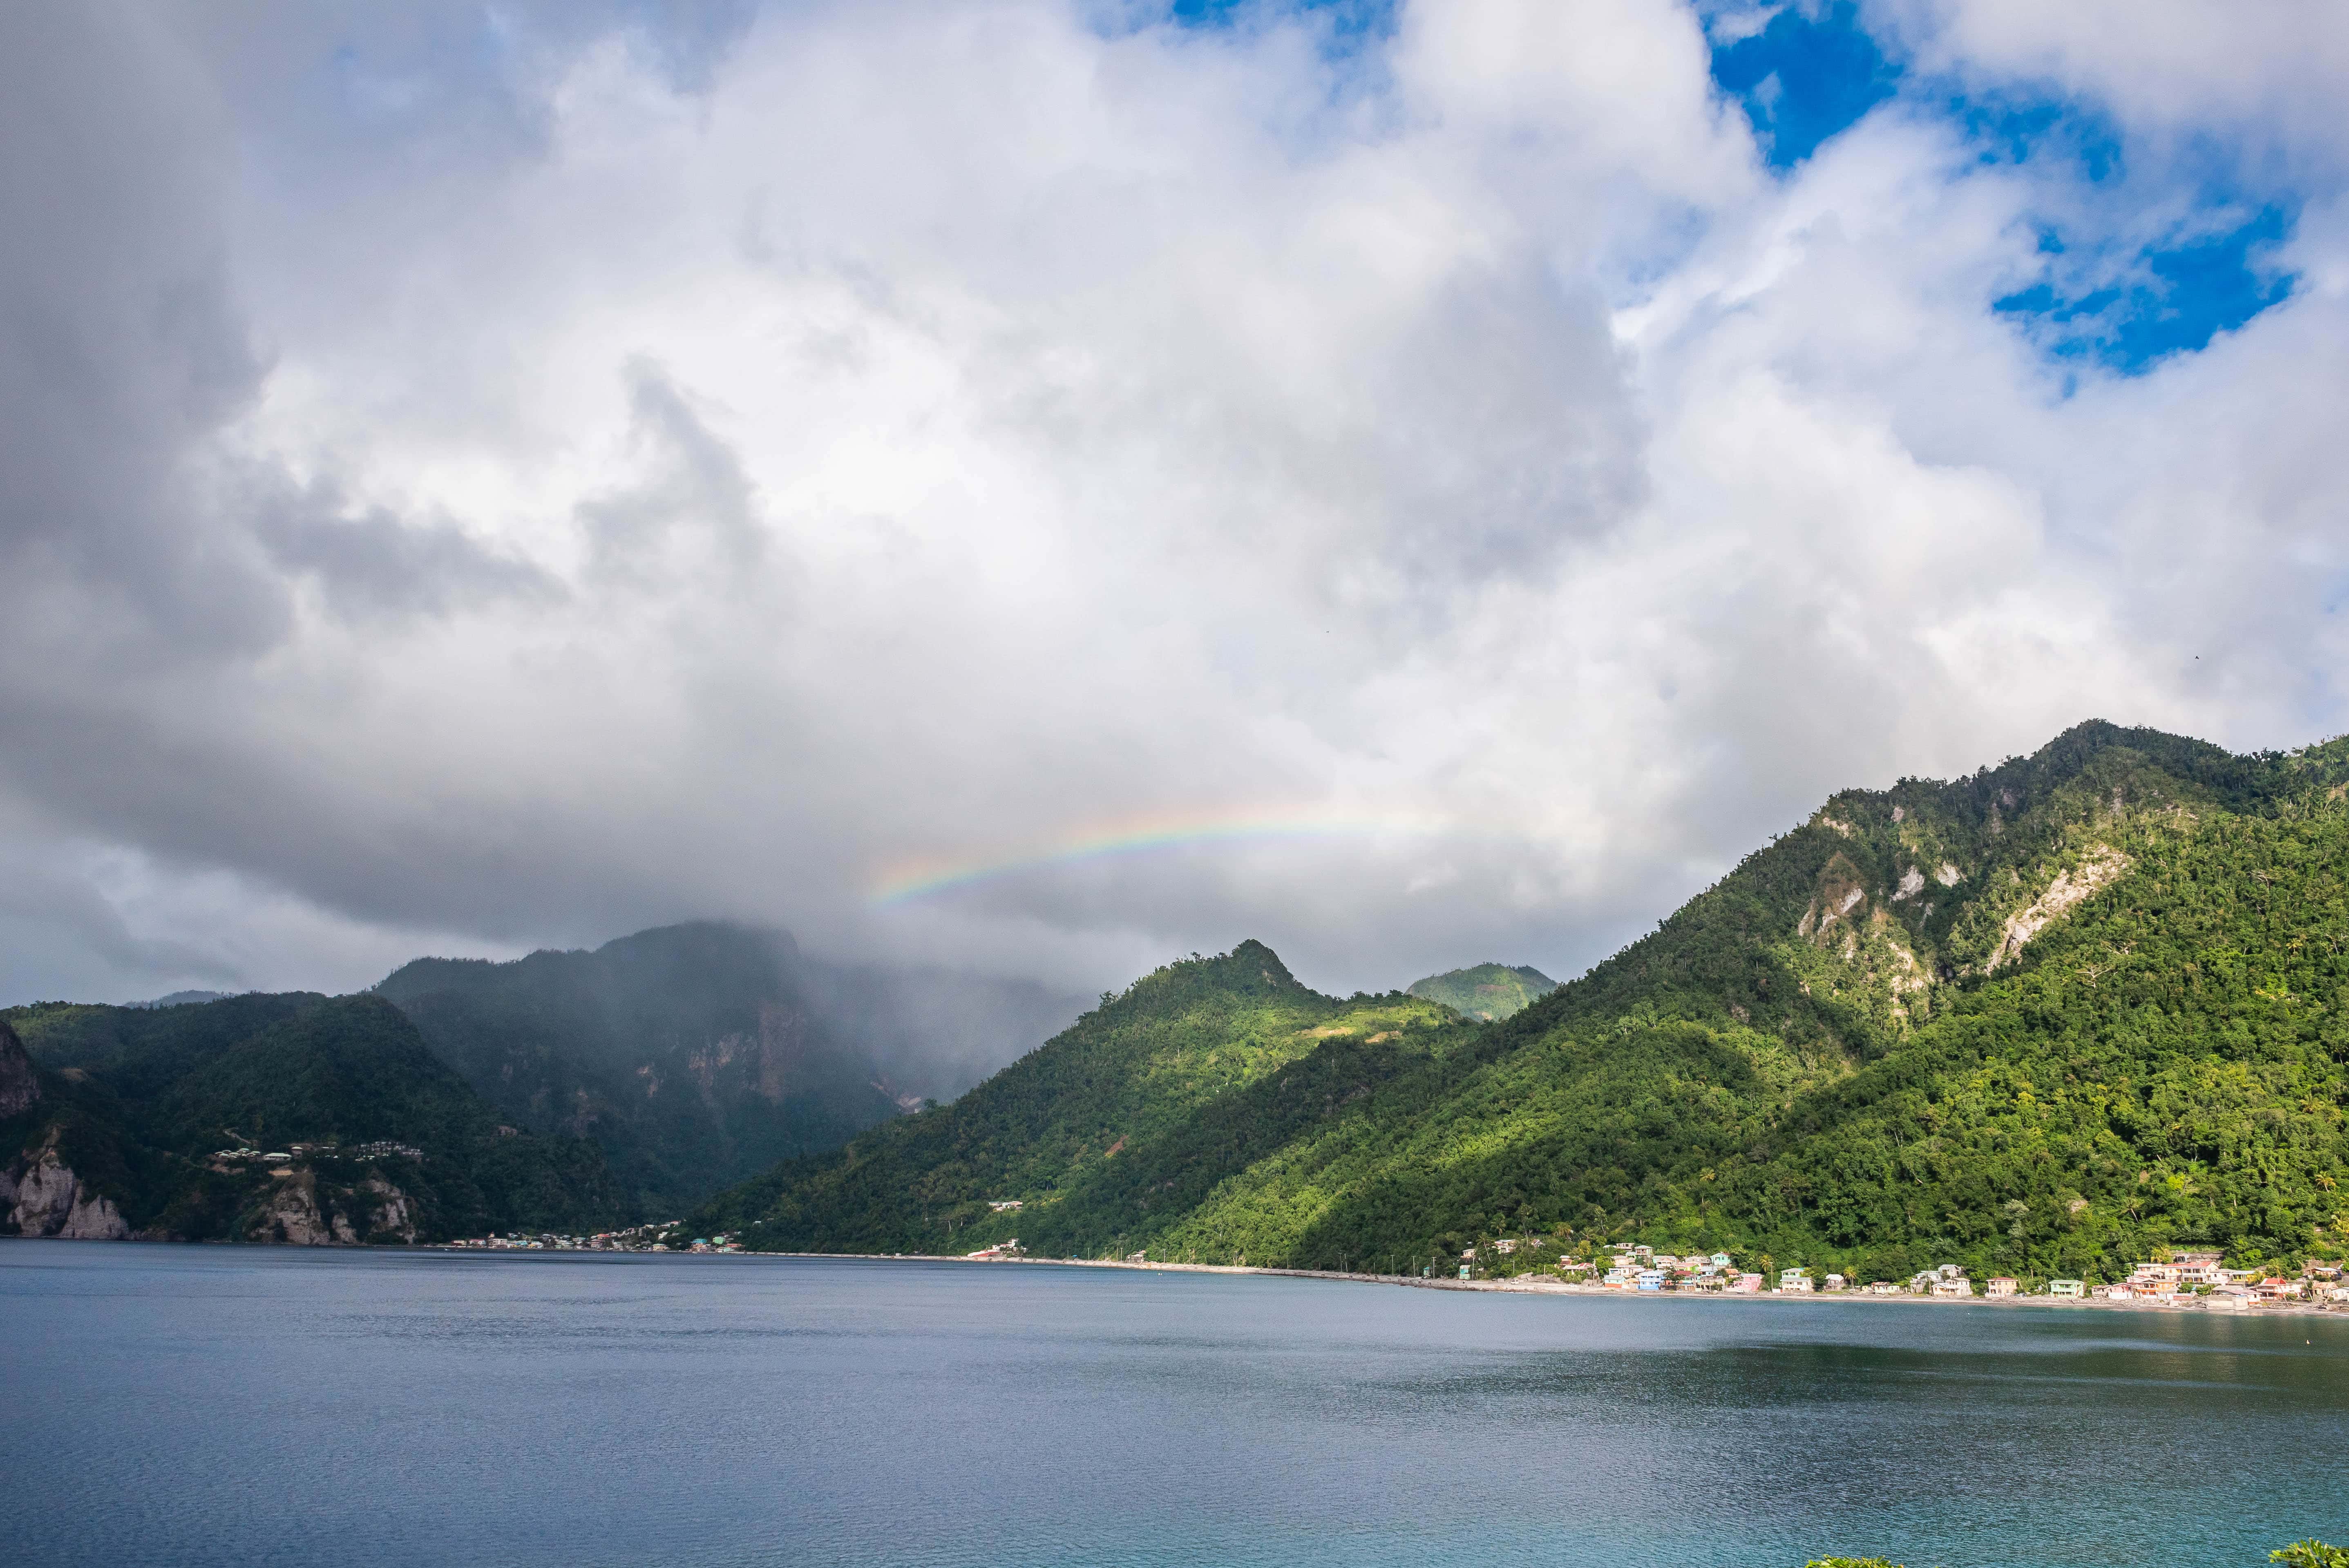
[695,720,2349,1284]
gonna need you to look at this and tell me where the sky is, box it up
[2,0,2345,1006]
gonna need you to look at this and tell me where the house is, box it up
[1778,1269,1814,1293]
[1908,1271,1940,1294]
[1636,1269,1665,1291]
[2047,1279,2085,1298]
[1492,1239,1518,1255]
[1864,1280,1900,1295]
[2129,1263,2178,1287]
[1933,1277,1974,1297]
[1710,1253,1732,1268]
[1728,1273,1763,1293]
[1822,1273,1847,1291]
[1985,1277,2018,1297]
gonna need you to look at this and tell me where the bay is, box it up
[4,1240,2345,1568]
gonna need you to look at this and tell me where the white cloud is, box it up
[0,0,2343,1005]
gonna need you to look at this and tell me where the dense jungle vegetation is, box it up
[3,992,616,1240]
[700,723,2349,1286]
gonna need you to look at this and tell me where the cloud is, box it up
[0,0,2344,1007]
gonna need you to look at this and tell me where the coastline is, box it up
[427,1244,2349,1318]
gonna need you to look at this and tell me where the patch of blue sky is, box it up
[1994,203,2296,374]
[1705,1,1900,171]
[1694,4,2296,375]
[1143,0,1395,50]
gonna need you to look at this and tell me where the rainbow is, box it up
[869,804,1459,905]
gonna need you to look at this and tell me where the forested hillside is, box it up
[374,922,1086,1217]
[2,994,616,1242]
[700,723,2349,1285]
[1407,963,1558,1021]
[375,923,902,1218]
[690,943,1470,1255]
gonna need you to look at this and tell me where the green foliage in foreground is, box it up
[2274,1542,2349,1568]
[699,723,2349,1282]
[1406,963,1558,1021]
[1802,1540,2344,1567]
[4,993,617,1240]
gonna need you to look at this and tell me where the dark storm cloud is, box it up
[0,7,281,661]
[252,478,563,622]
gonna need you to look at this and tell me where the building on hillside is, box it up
[1636,1269,1665,1291]
[1728,1273,1763,1293]
[1710,1253,1732,1268]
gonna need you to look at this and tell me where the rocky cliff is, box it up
[0,1021,129,1238]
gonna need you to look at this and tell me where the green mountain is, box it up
[2,993,617,1242]
[374,922,909,1219]
[691,943,1471,1257]
[695,722,2349,1284]
[1408,963,1558,1021]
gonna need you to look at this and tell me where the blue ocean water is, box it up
[4,1242,2345,1568]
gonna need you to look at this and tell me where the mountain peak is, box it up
[1406,964,1558,1022]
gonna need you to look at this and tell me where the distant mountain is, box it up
[696,723,2349,1286]
[1,994,615,1242]
[1406,963,1557,1021]
[127,990,232,1010]
[373,922,1081,1220]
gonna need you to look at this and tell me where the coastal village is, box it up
[1525,1242,2349,1310]
[950,1232,2349,1312]
[446,1225,741,1253]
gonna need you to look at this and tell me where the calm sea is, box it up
[4,1241,2345,1568]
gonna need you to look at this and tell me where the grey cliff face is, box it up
[2,1143,129,1240]
[0,1019,39,1120]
